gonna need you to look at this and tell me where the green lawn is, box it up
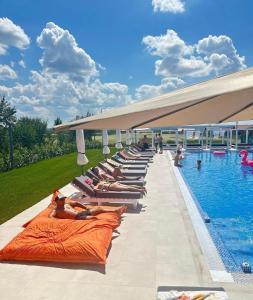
[0,148,116,224]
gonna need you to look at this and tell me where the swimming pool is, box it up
[179,151,253,273]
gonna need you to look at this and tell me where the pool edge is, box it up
[166,150,234,283]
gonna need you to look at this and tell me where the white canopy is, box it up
[102,129,110,155]
[76,129,89,165]
[54,68,253,132]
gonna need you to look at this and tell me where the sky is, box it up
[0,0,253,126]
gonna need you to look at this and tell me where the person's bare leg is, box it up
[110,182,141,193]
[90,206,126,215]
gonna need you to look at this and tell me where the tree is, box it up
[0,96,16,169]
[13,117,47,148]
[54,117,62,125]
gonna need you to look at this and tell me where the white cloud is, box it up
[18,60,26,68]
[152,0,185,13]
[135,77,184,100]
[0,22,133,124]
[143,29,192,57]
[0,18,30,55]
[143,29,246,79]
[37,22,98,78]
[196,35,246,75]
[0,70,132,124]
[0,64,17,80]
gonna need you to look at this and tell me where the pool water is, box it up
[180,151,253,272]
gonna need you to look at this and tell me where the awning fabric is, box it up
[54,68,253,132]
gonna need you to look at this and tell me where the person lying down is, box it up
[50,195,124,220]
[85,176,147,195]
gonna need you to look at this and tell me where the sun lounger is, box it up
[73,175,142,199]
[129,146,154,157]
[132,144,155,152]
[106,158,147,170]
[99,161,147,177]
[86,168,145,186]
[72,176,140,208]
[112,154,149,165]
[117,151,150,164]
[120,150,151,163]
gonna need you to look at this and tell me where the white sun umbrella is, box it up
[131,130,135,144]
[115,129,123,149]
[126,130,132,146]
[76,129,89,173]
[136,130,140,143]
[102,129,110,155]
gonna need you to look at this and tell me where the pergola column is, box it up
[246,129,249,144]
[235,121,238,149]
[175,130,179,146]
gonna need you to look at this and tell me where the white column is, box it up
[175,130,179,146]
[221,130,225,144]
[226,130,229,149]
[246,130,249,144]
[235,130,238,149]
[184,130,187,149]
[201,131,204,148]
[229,129,232,147]
[206,128,209,149]
[151,131,155,148]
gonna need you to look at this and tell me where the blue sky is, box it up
[0,0,253,125]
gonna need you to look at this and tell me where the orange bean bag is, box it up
[0,191,125,264]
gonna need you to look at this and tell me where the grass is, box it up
[0,148,117,224]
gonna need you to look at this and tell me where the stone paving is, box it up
[0,152,253,299]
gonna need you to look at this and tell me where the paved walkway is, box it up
[0,153,253,299]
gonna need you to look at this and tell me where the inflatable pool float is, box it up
[240,149,253,167]
[213,151,226,155]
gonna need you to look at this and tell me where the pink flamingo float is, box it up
[240,149,253,167]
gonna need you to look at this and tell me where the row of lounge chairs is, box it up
[0,146,155,265]
[72,147,154,209]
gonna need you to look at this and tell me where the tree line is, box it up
[0,97,101,172]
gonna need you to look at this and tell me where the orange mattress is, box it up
[0,197,125,264]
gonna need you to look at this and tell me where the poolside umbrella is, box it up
[126,130,132,146]
[115,129,123,149]
[131,130,135,144]
[136,131,140,143]
[76,129,89,174]
[102,129,110,155]
[54,68,253,132]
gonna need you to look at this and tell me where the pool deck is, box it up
[0,152,253,299]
